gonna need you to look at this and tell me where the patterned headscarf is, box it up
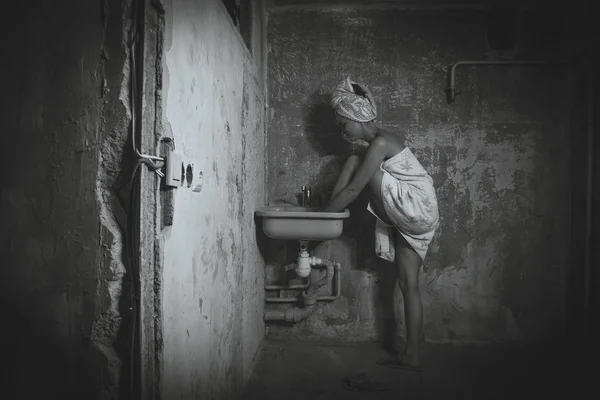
[331,77,377,122]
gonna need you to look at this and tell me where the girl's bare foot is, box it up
[376,353,423,371]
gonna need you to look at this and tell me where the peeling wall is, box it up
[265,5,572,344]
[160,0,267,398]
[0,0,133,397]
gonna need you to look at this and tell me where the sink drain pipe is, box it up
[264,259,340,322]
[264,263,311,291]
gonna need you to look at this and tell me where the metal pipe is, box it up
[583,55,593,330]
[301,186,307,207]
[445,60,563,104]
[265,263,310,291]
[264,305,316,322]
[263,264,336,322]
[264,269,309,302]
[264,283,310,290]
[264,263,341,304]
[314,263,341,301]
[265,297,301,303]
[305,260,335,296]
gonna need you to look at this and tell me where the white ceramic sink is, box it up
[255,206,350,241]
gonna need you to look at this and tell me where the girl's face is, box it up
[335,114,363,142]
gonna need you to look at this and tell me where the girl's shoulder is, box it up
[375,129,406,155]
[378,128,406,142]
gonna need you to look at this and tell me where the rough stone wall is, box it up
[0,0,133,398]
[265,4,571,344]
[159,0,266,398]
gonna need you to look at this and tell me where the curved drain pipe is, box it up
[264,260,340,322]
[265,263,311,291]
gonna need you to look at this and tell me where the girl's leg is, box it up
[330,155,361,199]
[394,233,423,367]
[368,170,423,369]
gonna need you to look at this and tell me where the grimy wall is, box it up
[265,1,571,344]
[159,0,267,398]
[0,0,136,397]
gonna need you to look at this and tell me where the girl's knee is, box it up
[395,242,422,293]
[397,274,419,293]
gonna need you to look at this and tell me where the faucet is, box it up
[301,186,312,207]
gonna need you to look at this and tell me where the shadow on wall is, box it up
[303,91,346,206]
[304,91,343,156]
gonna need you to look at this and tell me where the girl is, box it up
[322,77,439,371]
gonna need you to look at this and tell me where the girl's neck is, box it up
[362,121,379,142]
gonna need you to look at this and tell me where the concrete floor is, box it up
[241,339,588,400]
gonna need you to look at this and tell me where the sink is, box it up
[255,206,350,241]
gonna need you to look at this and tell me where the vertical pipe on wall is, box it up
[583,31,594,341]
[590,42,599,343]
[261,0,269,206]
[133,0,166,398]
[130,1,144,397]
[565,7,592,347]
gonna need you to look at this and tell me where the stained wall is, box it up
[265,2,571,344]
[160,0,267,398]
